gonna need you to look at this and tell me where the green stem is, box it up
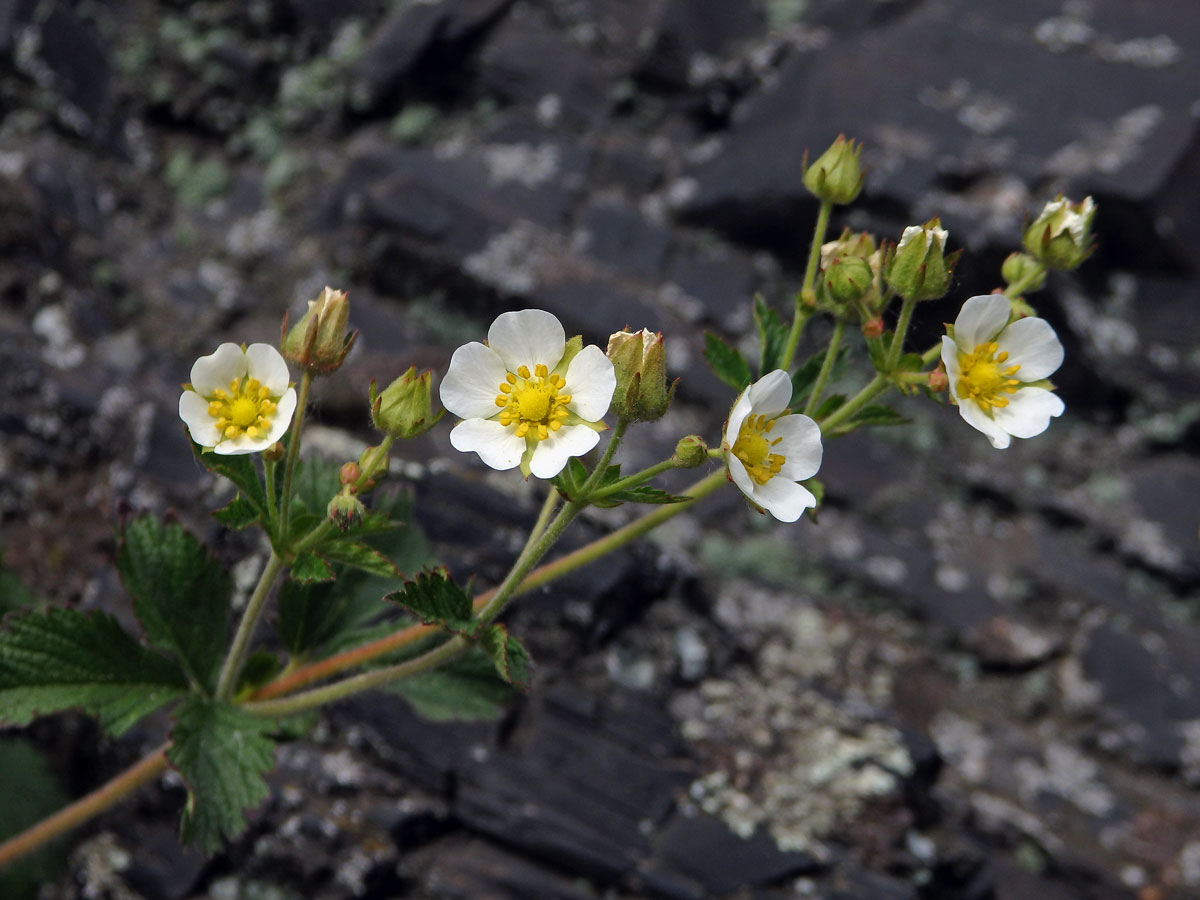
[264,457,279,533]
[781,200,833,370]
[527,484,561,545]
[588,456,679,500]
[1004,262,1047,299]
[215,551,285,701]
[277,371,313,542]
[242,635,469,718]
[803,318,845,417]
[817,372,888,432]
[885,296,917,371]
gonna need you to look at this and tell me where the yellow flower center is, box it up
[956,341,1021,411]
[732,413,786,486]
[206,377,278,441]
[495,364,571,441]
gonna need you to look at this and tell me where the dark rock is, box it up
[405,834,599,900]
[17,5,112,137]
[576,198,672,283]
[637,0,762,91]
[1126,455,1200,583]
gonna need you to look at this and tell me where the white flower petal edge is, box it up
[723,369,823,523]
[189,342,247,395]
[441,342,511,420]
[180,343,297,455]
[449,418,525,471]
[563,344,617,421]
[178,391,222,447]
[487,309,565,374]
[245,342,292,392]
[529,425,600,479]
[943,294,1065,449]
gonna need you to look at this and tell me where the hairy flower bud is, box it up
[1022,195,1096,270]
[673,434,708,468]
[928,364,949,393]
[823,256,875,305]
[605,328,675,422]
[327,492,365,532]
[862,317,885,340]
[371,367,442,439]
[282,287,358,374]
[885,218,961,302]
[1000,251,1047,294]
[803,135,864,205]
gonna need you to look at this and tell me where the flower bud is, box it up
[282,287,358,374]
[605,328,675,422]
[327,492,365,532]
[820,228,877,268]
[264,441,285,463]
[823,256,875,305]
[885,218,961,302]
[862,317,885,340]
[803,135,864,205]
[339,461,361,488]
[1022,195,1096,270]
[370,366,443,439]
[1000,251,1047,294]
[928,364,948,393]
[674,434,708,468]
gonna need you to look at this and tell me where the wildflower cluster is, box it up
[0,136,1095,870]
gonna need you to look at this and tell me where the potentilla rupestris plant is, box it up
[0,145,1095,871]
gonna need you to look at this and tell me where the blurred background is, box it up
[1,0,1198,897]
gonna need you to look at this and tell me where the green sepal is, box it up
[0,607,188,735]
[117,516,230,693]
[290,551,334,584]
[551,334,584,378]
[169,696,277,855]
[752,295,788,376]
[389,649,521,721]
[703,332,752,392]
[478,623,532,691]
[384,568,475,635]
[212,494,261,530]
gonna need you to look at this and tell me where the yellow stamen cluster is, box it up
[206,377,278,441]
[495,364,572,441]
[733,413,786,486]
[956,341,1021,411]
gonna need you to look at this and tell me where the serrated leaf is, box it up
[478,624,532,690]
[703,332,752,392]
[603,486,692,505]
[753,295,788,376]
[385,569,474,635]
[0,607,187,734]
[389,649,519,721]
[0,737,70,899]
[189,440,268,520]
[290,551,334,583]
[790,346,849,407]
[320,540,399,578]
[212,494,261,530]
[117,517,230,693]
[169,696,276,855]
[852,404,909,427]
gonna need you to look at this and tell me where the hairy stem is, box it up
[215,551,285,700]
[885,296,917,372]
[803,318,845,417]
[781,200,832,370]
[277,371,313,542]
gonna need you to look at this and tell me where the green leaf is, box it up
[117,516,230,692]
[753,295,788,376]
[812,393,846,420]
[169,696,276,855]
[290,551,334,584]
[389,649,520,721]
[790,346,849,408]
[551,456,589,500]
[478,624,532,690]
[703,332,752,392]
[0,738,70,900]
[189,440,269,521]
[320,540,399,578]
[602,485,692,505]
[0,607,188,735]
[385,568,474,635]
[212,494,261,530]
[852,404,909,427]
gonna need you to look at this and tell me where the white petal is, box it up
[941,335,962,381]
[563,344,616,421]
[529,425,600,479]
[990,387,1064,439]
[212,433,274,455]
[449,419,525,471]
[245,343,292,393]
[958,399,1012,449]
[771,414,823,481]
[746,369,792,417]
[190,343,248,395]
[440,342,509,419]
[753,476,817,523]
[264,388,298,445]
[723,388,754,450]
[995,317,1063,382]
[487,309,565,374]
[725,453,757,501]
[953,295,1010,349]
[178,390,222,447]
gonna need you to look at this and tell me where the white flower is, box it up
[439,309,616,479]
[179,343,298,455]
[941,294,1064,449]
[722,369,823,523]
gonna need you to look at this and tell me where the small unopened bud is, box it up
[674,434,708,468]
[820,228,877,268]
[327,492,365,532]
[282,287,358,375]
[861,317,885,340]
[885,218,961,302]
[605,328,675,422]
[264,441,285,463]
[823,256,875,305]
[371,367,443,439]
[802,135,864,205]
[928,364,949,393]
[1000,252,1047,293]
[1022,195,1096,270]
[339,461,361,488]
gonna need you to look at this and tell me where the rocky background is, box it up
[2,0,1199,897]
